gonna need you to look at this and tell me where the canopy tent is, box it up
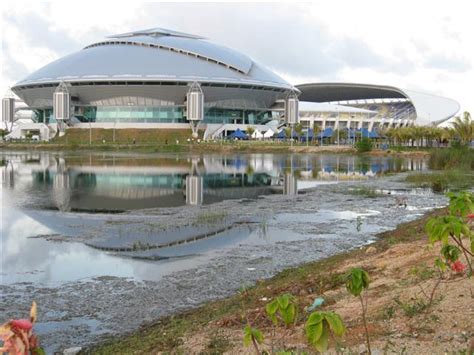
[300,128,314,141]
[228,128,248,140]
[358,128,379,139]
[263,129,275,138]
[276,130,287,139]
[317,127,334,139]
[251,129,264,139]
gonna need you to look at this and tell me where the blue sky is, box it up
[1,1,472,114]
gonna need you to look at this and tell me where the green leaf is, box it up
[306,311,324,326]
[346,268,370,297]
[434,257,446,272]
[277,294,290,309]
[306,319,323,344]
[314,322,329,353]
[440,244,461,263]
[266,299,278,316]
[243,325,264,347]
[324,312,346,337]
[281,303,296,326]
[243,325,253,347]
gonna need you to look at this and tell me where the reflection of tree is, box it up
[355,156,370,174]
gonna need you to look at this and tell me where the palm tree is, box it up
[451,111,473,145]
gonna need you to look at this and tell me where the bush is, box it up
[355,137,373,153]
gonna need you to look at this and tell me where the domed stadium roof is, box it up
[14,27,292,90]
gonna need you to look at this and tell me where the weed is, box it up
[203,332,232,354]
[346,186,383,198]
[381,304,396,320]
[409,264,435,281]
[394,297,428,317]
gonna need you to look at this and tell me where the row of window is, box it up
[33,106,274,125]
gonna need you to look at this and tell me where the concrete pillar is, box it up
[186,82,204,138]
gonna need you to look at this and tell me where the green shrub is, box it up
[355,137,373,153]
[428,147,474,170]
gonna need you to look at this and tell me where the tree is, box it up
[246,126,255,140]
[451,111,473,145]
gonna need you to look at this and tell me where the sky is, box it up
[1,1,473,116]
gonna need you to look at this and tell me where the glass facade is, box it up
[33,109,55,124]
[72,106,272,125]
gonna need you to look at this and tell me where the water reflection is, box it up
[1,152,427,212]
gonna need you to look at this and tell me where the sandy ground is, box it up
[178,239,474,354]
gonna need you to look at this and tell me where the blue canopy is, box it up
[358,128,379,139]
[276,130,287,139]
[317,127,333,139]
[228,128,248,140]
[300,128,314,141]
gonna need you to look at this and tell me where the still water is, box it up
[1,151,427,286]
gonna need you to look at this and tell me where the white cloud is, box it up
[1,1,473,116]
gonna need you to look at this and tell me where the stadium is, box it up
[2,27,461,141]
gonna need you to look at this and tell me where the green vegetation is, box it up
[405,170,473,192]
[405,145,473,193]
[428,146,474,170]
[304,311,345,352]
[194,211,228,226]
[355,137,373,152]
[54,128,201,145]
[243,325,264,353]
[265,293,297,327]
[345,186,383,198]
[345,268,371,353]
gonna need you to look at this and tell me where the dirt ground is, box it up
[178,239,474,354]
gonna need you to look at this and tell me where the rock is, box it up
[366,246,377,254]
[63,347,82,355]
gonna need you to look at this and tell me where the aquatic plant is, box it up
[345,268,371,354]
[0,301,44,354]
[304,311,345,352]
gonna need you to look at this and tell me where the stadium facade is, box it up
[2,27,461,141]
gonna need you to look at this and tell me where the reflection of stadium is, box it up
[2,153,426,211]
[2,27,460,141]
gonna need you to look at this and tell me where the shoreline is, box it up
[0,142,431,157]
[88,206,473,354]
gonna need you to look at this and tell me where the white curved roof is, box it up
[299,101,377,114]
[14,28,292,91]
[296,83,460,124]
[402,89,460,125]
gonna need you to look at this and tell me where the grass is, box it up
[428,147,474,170]
[203,332,232,354]
[54,128,202,146]
[193,211,228,226]
[405,170,473,192]
[394,297,429,318]
[345,186,384,198]
[86,207,447,354]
